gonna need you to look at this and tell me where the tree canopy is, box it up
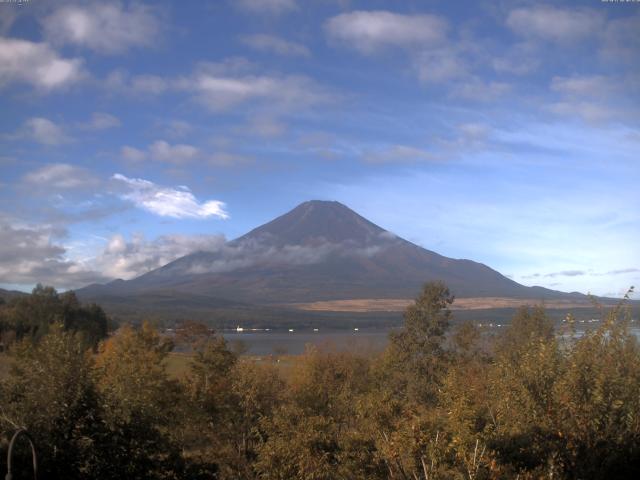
[1,281,638,479]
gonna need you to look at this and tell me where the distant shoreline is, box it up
[290,296,620,313]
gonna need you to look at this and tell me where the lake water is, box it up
[222,328,394,355]
[221,325,640,356]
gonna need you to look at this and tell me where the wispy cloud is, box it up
[245,115,288,138]
[104,71,169,95]
[506,6,604,43]
[492,42,540,75]
[606,268,640,275]
[600,13,640,65]
[544,270,587,278]
[83,112,121,130]
[325,10,447,54]
[449,78,511,101]
[233,0,297,15]
[120,140,249,167]
[241,34,310,57]
[121,146,147,162]
[413,47,467,83]
[363,145,436,164]
[104,59,334,114]
[121,141,199,165]
[523,268,639,279]
[550,75,613,98]
[547,74,636,124]
[180,60,334,112]
[149,140,199,164]
[23,163,99,190]
[434,123,491,155]
[111,174,229,219]
[207,152,253,167]
[324,10,484,89]
[11,117,73,145]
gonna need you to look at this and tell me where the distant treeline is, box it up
[0,284,114,350]
[1,282,639,479]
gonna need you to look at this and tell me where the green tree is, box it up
[178,333,238,477]
[495,305,554,362]
[0,324,104,479]
[0,285,109,347]
[381,281,454,405]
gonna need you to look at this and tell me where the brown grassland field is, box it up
[291,296,612,312]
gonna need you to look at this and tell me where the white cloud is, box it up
[103,59,334,114]
[234,0,297,15]
[120,141,199,164]
[0,220,107,288]
[0,220,228,288]
[241,34,310,57]
[506,6,604,43]
[179,236,388,276]
[95,233,227,280]
[22,117,71,145]
[42,1,161,54]
[180,61,333,111]
[325,11,471,89]
[0,37,84,90]
[112,173,229,219]
[149,140,199,164]
[23,163,98,190]
[325,10,448,54]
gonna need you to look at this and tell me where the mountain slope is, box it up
[77,200,581,309]
[0,287,28,302]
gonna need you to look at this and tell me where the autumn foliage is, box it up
[1,282,639,479]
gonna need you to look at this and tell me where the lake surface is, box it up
[222,328,394,355]
[221,325,640,355]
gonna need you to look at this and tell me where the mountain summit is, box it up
[236,200,387,247]
[77,200,579,316]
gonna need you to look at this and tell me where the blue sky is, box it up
[0,0,638,297]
